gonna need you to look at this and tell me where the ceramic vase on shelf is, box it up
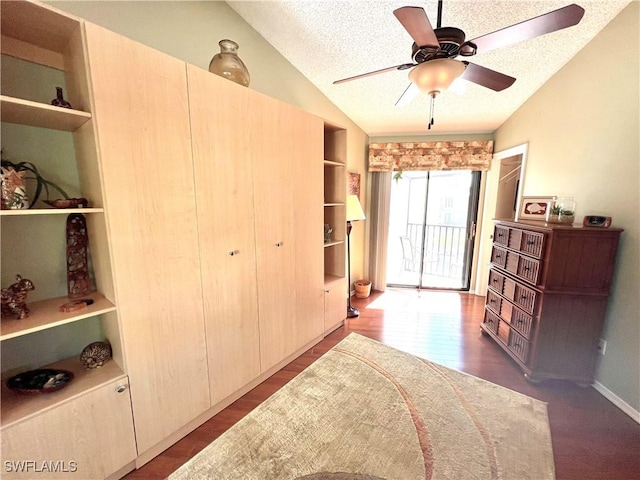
[208,39,250,87]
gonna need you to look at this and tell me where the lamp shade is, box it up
[408,59,466,94]
[346,195,366,222]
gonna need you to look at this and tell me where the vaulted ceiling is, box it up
[228,1,631,136]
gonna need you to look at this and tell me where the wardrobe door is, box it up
[187,65,261,405]
[84,24,209,454]
[250,93,297,371]
[292,112,325,345]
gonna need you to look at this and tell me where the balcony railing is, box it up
[403,223,468,279]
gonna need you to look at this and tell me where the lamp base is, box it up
[347,305,360,318]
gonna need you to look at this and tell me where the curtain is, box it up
[369,140,493,172]
[368,172,392,291]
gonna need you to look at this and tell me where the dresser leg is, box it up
[524,373,543,385]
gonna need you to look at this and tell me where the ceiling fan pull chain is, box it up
[428,93,436,130]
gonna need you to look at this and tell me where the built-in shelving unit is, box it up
[1,357,126,428]
[1,4,133,475]
[323,122,347,332]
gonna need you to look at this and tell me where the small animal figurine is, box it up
[1,275,35,320]
[51,86,72,109]
[80,341,112,369]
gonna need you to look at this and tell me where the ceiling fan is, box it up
[333,1,585,129]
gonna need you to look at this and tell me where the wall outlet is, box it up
[597,339,607,355]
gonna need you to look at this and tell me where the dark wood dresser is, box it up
[481,219,623,385]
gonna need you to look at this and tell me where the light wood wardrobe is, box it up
[1,1,345,476]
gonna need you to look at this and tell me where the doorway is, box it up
[386,170,481,290]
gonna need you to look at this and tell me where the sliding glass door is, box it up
[386,170,480,290]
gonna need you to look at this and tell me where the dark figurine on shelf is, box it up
[51,86,72,109]
[1,275,35,320]
[67,213,91,298]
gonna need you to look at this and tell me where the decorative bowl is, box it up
[6,369,74,395]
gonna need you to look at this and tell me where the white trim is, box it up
[491,143,528,221]
[592,381,640,424]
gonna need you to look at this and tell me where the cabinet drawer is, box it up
[486,290,502,313]
[514,283,537,314]
[510,307,534,338]
[497,299,534,339]
[520,231,545,259]
[494,225,509,246]
[499,225,545,259]
[508,329,530,363]
[488,269,505,293]
[483,308,500,334]
[490,246,508,268]
[503,250,542,285]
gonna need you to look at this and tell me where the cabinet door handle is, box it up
[116,384,127,393]
[325,289,330,293]
[275,242,283,247]
[229,250,240,256]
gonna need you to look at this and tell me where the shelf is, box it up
[324,240,344,248]
[324,274,345,285]
[324,160,345,167]
[0,208,104,216]
[1,95,91,131]
[1,356,126,429]
[324,202,345,207]
[1,292,116,341]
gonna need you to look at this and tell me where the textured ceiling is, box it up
[228,1,631,136]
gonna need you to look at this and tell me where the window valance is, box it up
[368,140,493,172]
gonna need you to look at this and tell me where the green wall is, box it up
[494,2,639,414]
[48,0,370,282]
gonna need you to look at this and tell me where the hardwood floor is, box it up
[125,289,640,479]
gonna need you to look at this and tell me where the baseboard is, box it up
[592,381,640,424]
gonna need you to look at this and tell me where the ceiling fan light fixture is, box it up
[408,58,466,95]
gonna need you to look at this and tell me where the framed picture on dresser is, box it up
[518,196,553,220]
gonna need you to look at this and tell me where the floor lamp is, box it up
[346,194,366,318]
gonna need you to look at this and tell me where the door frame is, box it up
[473,143,529,296]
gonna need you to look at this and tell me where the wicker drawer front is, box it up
[510,307,534,338]
[514,284,537,314]
[486,290,502,313]
[502,250,541,285]
[483,309,500,334]
[508,329,530,362]
[491,246,508,268]
[517,256,540,284]
[488,269,505,293]
[520,231,545,259]
[494,225,509,246]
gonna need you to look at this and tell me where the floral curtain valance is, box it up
[368,140,493,172]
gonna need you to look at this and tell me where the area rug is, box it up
[169,333,554,479]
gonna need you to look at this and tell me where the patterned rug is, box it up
[170,333,554,479]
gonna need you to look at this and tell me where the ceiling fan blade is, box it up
[333,63,415,84]
[468,4,585,54]
[461,62,516,92]
[393,6,439,47]
[395,83,419,107]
